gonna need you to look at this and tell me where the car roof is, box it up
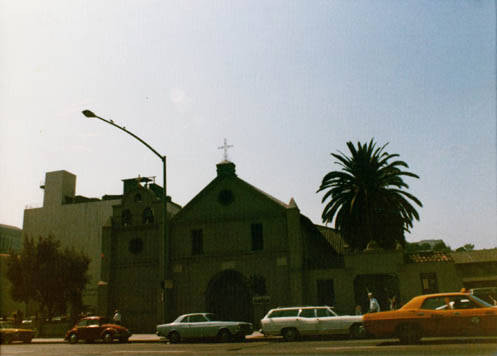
[269,306,332,311]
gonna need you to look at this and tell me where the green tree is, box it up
[433,241,452,252]
[6,235,90,320]
[317,139,422,251]
[455,243,475,252]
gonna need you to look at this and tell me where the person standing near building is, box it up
[368,292,380,313]
[112,309,122,325]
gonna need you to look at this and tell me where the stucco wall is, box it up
[23,199,119,309]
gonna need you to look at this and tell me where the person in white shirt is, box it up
[368,292,380,313]
[112,309,122,324]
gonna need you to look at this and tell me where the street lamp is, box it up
[82,109,169,323]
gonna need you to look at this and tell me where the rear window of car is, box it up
[316,308,334,317]
[299,309,316,318]
[268,309,299,318]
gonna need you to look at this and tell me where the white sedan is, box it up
[261,306,364,341]
[156,313,253,343]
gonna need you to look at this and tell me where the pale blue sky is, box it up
[1,0,495,249]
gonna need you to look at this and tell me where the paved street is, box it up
[1,335,497,356]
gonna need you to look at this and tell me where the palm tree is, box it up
[317,139,422,251]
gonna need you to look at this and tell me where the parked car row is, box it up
[3,290,495,345]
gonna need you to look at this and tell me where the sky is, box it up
[1,0,495,250]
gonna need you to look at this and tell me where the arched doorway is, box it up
[353,274,399,313]
[205,270,253,322]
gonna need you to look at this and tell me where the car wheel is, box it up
[103,332,113,343]
[69,333,79,344]
[1,335,13,344]
[349,324,364,339]
[398,324,421,345]
[282,328,299,342]
[168,331,180,344]
[217,329,232,343]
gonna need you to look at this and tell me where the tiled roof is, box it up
[450,249,497,264]
[316,225,346,254]
[406,251,453,263]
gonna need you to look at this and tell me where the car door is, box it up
[315,307,342,335]
[418,296,457,337]
[187,314,209,338]
[296,308,319,336]
[450,295,496,336]
[86,318,103,340]
[76,319,90,340]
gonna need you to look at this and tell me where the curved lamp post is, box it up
[82,109,168,323]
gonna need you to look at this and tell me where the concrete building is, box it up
[22,170,122,311]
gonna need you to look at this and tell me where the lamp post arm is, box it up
[91,113,164,162]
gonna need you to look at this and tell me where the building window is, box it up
[129,238,143,255]
[317,279,335,307]
[191,229,203,255]
[142,207,154,224]
[121,209,132,226]
[218,189,234,206]
[251,223,263,251]
[134,193,142,202]
[420,273,438,294]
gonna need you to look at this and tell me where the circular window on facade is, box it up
[129,238,143,255]
[218,189,234,206]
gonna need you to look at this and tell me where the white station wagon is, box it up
[261,306,364,341]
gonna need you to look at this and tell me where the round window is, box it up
[218,189,234,206]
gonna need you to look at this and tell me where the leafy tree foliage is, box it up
[6,235,90,320]
[317,139,422,251]
[455,243,475,252]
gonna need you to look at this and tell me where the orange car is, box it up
[363,292,497,344]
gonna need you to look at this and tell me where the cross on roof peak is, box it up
[218,138,234,161]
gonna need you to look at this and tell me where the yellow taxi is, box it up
[363,291,497,344]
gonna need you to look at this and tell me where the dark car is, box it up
[0,321,35,344]
[65,316,131,344]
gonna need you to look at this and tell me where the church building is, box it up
[101,160,341,332]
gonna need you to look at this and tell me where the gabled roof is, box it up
[315,225,346,255]
[172,161,293,220]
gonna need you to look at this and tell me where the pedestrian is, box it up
[112,309,122,325]
[368,292,380,313]
[389,295,398,310]
[354,305,362,315]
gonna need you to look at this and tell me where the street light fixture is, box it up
[82,109,169,323]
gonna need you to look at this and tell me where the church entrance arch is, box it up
[205,270,253,323]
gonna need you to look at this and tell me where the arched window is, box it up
[121,209,132,226]
[142,207,154,224]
